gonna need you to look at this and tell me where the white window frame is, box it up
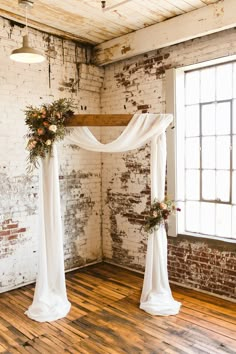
[166,56,236,241]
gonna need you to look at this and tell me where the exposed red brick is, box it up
[8,235,17,240]
[12,228,26,234]
[0,230,10,237]
[222,269,236,277]
[0,218,28,262]
[137,104,150,110]
[6,224,18,229]
[167,236,236,300]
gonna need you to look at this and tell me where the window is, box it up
[166,60,236,240]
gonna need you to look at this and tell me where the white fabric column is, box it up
[26,145,71,322]
[140,133,181,315]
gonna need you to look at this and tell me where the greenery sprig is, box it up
[25,98,74,172]
[144,197,181,233]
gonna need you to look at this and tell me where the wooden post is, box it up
[65,114,133,126]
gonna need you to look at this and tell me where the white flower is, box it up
[49,124,57,132]
[27,143,33,151]
[27,140,37,150]
[153,211,158,217]
[45,139,52,146]
[160,202,167,210]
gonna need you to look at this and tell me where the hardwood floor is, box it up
[0,263,236,354]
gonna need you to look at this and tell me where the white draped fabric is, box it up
[140,134,181,315]
[26,147,71,322]
[26,113,181,322]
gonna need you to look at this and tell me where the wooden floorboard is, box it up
[0,263,236,354]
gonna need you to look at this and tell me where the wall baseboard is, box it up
[103,260,236,304]
[0,259,103,294]
[103,260,144,275]
[2,260,236,304]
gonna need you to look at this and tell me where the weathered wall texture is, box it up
[100,28,236,300]
[168,236,236,300]
[0,17,104,292]
[1,15,236,301]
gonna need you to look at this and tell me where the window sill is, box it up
[173,232,236,246]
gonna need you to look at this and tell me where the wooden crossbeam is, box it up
[65,114,133,126]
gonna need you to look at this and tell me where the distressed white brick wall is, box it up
[100,27,236,287]
[0,17,104,292]
[1,14,236,300]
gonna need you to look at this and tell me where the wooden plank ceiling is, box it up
[0,0,220,45]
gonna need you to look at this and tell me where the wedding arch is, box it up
[25,112,181,322]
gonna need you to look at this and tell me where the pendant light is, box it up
[10,0,45,64]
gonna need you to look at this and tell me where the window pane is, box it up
[201,202,215,235]
[202,104,215,136]
[185,201,200,232]
[233,63,236,98]
[185,138,200,168]
[185,105,200,137]
[232,171,236,204]
[200,67,215,103]
[202,170,215,200]
[233,100,236,134]
[202,137,215,169]
[183,64,235,240]
[216,204,231,237]
[233,136,236,170]
[216,102,231,135]
[216,171,230,202]
[186,170,200,200]
[185,71,200,104]
[216,136,230,170]
[232,206,236,238]
[216,64,232,100]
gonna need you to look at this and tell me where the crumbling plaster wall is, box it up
[0,17,104,292]
[100,28,236,300]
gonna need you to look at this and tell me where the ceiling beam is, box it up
[65,114,133,126]
[93,0,236,65]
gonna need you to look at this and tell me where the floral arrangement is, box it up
[144,197,181,233]
[25,98,74,172]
